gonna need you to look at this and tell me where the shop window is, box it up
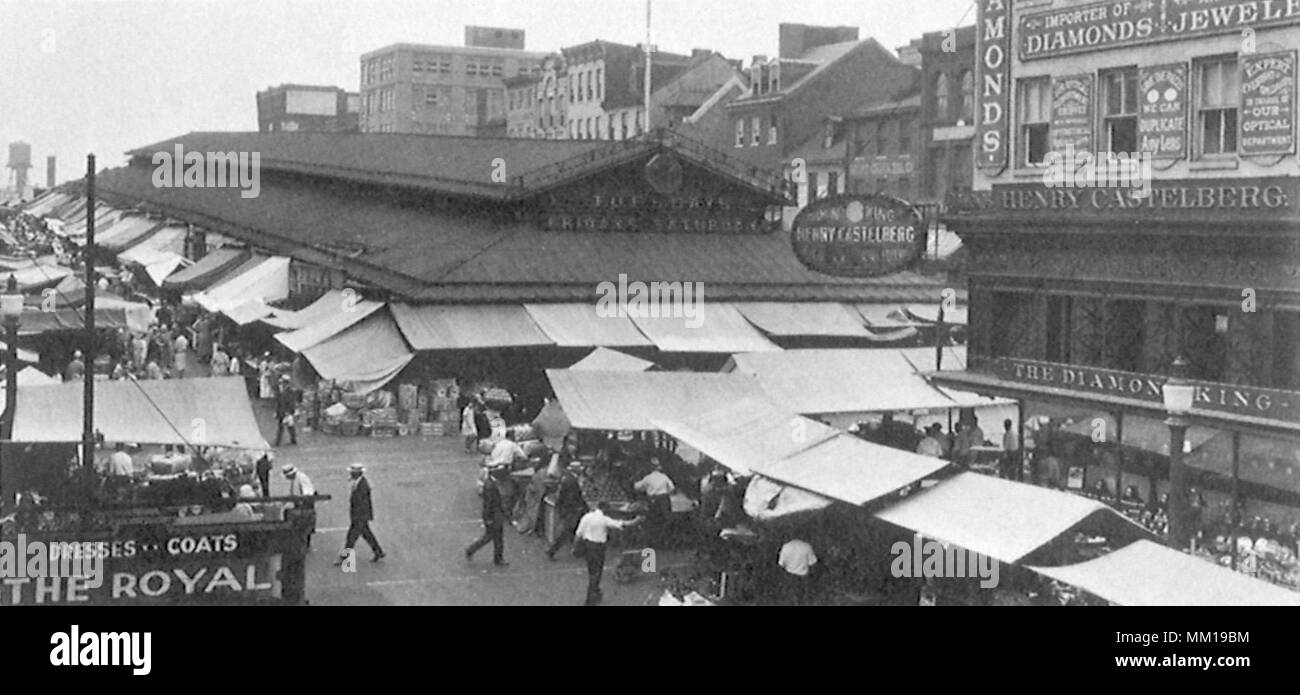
[1045,295,1074,363]
[928,148,946,198]
[1180,305,1228,382]
[1105,299,1145,373]
[1101,67,1139,153]
[990,291,1036,359]
[874,122,886,155]
[1019,77,1051,166]
[827,171,839,196]
[951,144,972,190]
[899,121,913,155]
[1196,56,1238,157]
[959,70,974,123]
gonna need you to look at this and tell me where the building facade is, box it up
[938,0,1300,549]
[724,24,919,173]
[916,25,977,205]
[505,53,569,139]
[256,85,360,133]
[359,35,545,136]
[561,40,697,140]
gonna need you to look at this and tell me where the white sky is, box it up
[1,0,973,185]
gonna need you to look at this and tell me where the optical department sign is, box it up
[1020,0,1300,61]
[791,194,926,278]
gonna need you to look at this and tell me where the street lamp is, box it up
[1162,356,1195,549]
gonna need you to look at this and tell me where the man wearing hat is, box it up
[545,437,587,560]
[255,453,273,498]
[337,463,385,564]
[65,350,85,382]
[466,465,511,566]
[283,464,317,550]
[274,374,301,446]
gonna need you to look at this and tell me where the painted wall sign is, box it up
[945,176,1300,219]
[1020,0,1300,61]
[992,357,1300,424]
[1240,50,1297,156]
[1050,74,1095,153]
[0,555,282,605]
[976,0,1012,170]
[1138,62,1189,158]
[790,194,926,278]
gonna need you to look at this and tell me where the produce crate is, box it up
[430,378,458,399]
[372,427,397,438]
[397,383,419,411]
[339,420,361,437]
[431,396,457,412]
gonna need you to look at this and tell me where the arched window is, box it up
[933,72,950,121]
[959,70,974,123]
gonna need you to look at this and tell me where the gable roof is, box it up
[731,38,902,106]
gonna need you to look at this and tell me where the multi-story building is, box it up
[505,54,570,139]
[604,50,745,140]
[561,40,695,140]
[359,29,545,136]
[938,0,1300,548]
[915,25,977,205]
[723,24,919,172]
[256,84,360,133]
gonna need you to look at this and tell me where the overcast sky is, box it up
[1,0,972,186]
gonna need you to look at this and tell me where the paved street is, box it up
[254,404,682,606]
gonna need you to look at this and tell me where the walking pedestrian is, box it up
[283,464,317,550]
[1001,418,1021,481]
[634,457,675,547]
[64,350,85,382]
[465,466,511,566]
[172,329,189,378]
[255,453,272,498]
[131,332,148,369]
[546,439,586,559]
[574,502,641,606]
[336,463,385,564]
[275,375,300,446]
[778,538,818,605]
[461,398,478,453]
[210,344,230,376]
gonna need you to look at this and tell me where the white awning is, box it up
[275,298,384,353]
[301,308,414,394]
[524,303,652,347]
[904,304,969,326]
[224,299,277,326]
[192,256,291,315]
[1,264,75,292]
[855,304,923,329]
[874,472,1154,564]
[569,348,656,372]
[544,369,770,432]
[12,376,270,449]
[743,476,834,521]
[726,349,968,415]
[631,303,780,353]
[391,303,553,350]
[653,398,838,476]
[118,224,187,263]
[1029,540,1300,606]
[732,302,873,338]
[94,215,163,252]
[261,290,361,331]
[756,434,950,506]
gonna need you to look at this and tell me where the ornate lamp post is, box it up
[1162,357,1196,549]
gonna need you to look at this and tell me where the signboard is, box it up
[992,358,1300,424]
[945,176,1300,220]
[1050,74,1095,153]
[1020,0,1300,61]
[284,89,339,116]
[1240,50,1297,156]
[849,156,915,179]
[1138,62,1189,158]
[975,0,1012,170]
[1,528,291,606]
[790,194,926,278]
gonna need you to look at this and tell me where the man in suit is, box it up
[465,466,511,566]
[336,463,385,564]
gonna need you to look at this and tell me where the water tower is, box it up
[6,141,32,197]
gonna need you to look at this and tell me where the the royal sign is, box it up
[791,194,926,278]
[976,0,1012,170]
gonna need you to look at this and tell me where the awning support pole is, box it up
[1114,411,1124,505]
[1231,431,1241,571]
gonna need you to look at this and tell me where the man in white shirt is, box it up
[109,443,135,478]
[575,502,641,606]
[778,539,818,605]
[486,431,529,469]
[283,464,317,549]
[634,459,675,547]
[1001,419,1021,481]
[172,331,189,378]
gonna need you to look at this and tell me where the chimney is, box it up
[751,54,768,67]
[780,23,859,58]
[46,156,56,188]
[692,48,711,59]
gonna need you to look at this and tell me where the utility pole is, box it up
[644,0,653,134]
[83,154,96,470]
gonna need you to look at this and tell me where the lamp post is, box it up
[1,275,22,440]
[1162,356,1196,549]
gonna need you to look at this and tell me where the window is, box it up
[595,68,603,100]
[811,172,824,199]
[768,125,778,145]
[425,89,441,106]
[897,176,910,195]
[899,121,913,155]
[752,116,761,146]
[1045,295,1074,363]
[874,122,885,155]
[1019,77,1052,165]
[959,70,974,123]
[1197,56,1238,156]
[735,119,745,148]
[934,72,950,120]
[1101,68,1139,153]
[827,171,839,196]
[951,144,972,190]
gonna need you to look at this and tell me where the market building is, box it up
[937,0,1300,576]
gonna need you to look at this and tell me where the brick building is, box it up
[256,85,360,133]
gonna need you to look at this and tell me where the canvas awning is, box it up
[301,308,414,394]
[900,347,1018,409]
[904,304,969,326]
[12,376,270,449]
[224,299,276,326]
[855,304,923,329]
[0,264,75,292]
[391,303,553,350]
[726,349,973,415]
[162,247,249,291]
[653,398,838,476]
[544,369,770,432]
[121,248,188,287]
[94,215,165,252]
[275,298,384,353]
[18,303,151,335]
[260,289,360,331]
[192,256,290,315]
[523,303,652,347]
[631,303,780,353]
[873,472,1154,564]
[569,347,655,372]
[732,302,874,338]
[743,475,834,521]
[1028,540,1300,606]
[756,434,950,506]
[118,224,187,262]
[21,191,71,217]
[63,207,125,240]
[0,367,62,413]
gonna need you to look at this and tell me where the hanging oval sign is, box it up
[790,193,926,278]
